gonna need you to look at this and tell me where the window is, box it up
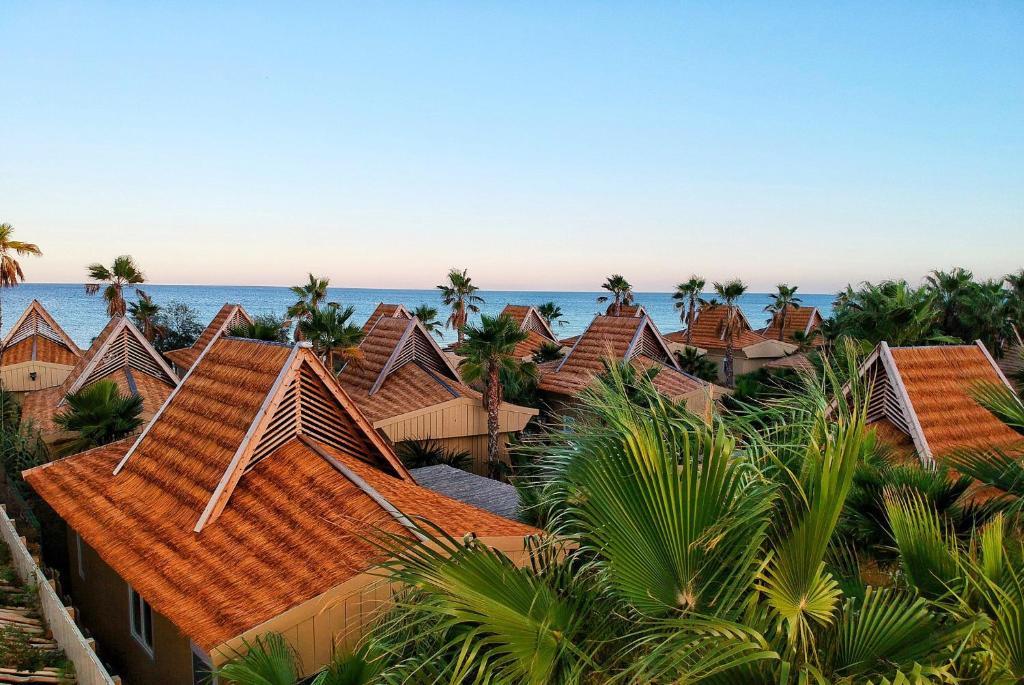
[129,586,154,656]
[191,642,216,684]
[75,533,85,579]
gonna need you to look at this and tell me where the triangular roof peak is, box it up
[1,299,81,355]
[362,303,413,335]
[164,304,253,371]
[368,317,460,395]
[59,316,178,404]
[500,305,557,342]
[558,313,678,373]
[114,336,409,533]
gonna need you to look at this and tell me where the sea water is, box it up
[1,283,836,348]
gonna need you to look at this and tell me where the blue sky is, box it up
[1,2,1021,292]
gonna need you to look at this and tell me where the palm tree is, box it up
[53,380,143,454]
[710,278,748,387]
[671,275,705,345]
[297,304,364,373]
[287,274,331,340]
[127,292,164,342]
[85,255,145,317]
[367,363,997,683]
[764,283,802,341]
[597,274,633,315]
[437,268,483,345]
[532,341,563,363]
[229,314,289,342]
[413,304,444,338]
[536,301,566,327]
[216,633,381,685]
[457,314,529,479]
[926,267,974,334]
[0,223,42,371]
[675,346,718,381]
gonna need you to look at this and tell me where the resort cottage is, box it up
[163,303,253,374]
[538,313,718,415]
[838,341,1024,465]
[759,305,825,347]
[338,315,537,472]
[19,315,178,447]
[664,304,797,381]
[499,305,561,360]
[0,300,82,391]
[23,334,536,684]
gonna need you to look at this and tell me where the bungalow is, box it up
[19,316,178,446]
[163,303,253,374]
[338,316,538,471]
[0,300,82,391]
[499,305,560,360]
[837,341,1023,465]
[361,302,412,335]
[23,334,536,684]
[664,305,796,381]
[759,306,825,347]
[538,313,718,415]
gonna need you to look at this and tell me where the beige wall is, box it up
[377,400,533,442]
[704,352,771,381]
[0,361,73,391]
[214,536,530,675]
[66,531,194,685]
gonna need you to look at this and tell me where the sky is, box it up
[1,2,1022,293]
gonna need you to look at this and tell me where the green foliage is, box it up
[675,346,718,381]
[597,274,633,314]
[764,283,802,340]
[296,304,363,371]
[536,301,565,327]
[531,340,563,363]
[436,268,483,343]
[150,300,205,352]
[84,254,145,317]
[53,380,143,454]
[230,313,290,342]
[216,633,300,685]
[127,291,164,342]
[411,304,443,338]
[286,273,331,323]
[395,440,471,471]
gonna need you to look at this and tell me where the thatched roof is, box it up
[24,335,536,652]
[361,303,412,335]
[665,305,793,358]
[0,300,81,367]
[759,306,825,346]
[500,305,558,359]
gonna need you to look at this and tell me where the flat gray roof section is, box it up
[410,465,521,521]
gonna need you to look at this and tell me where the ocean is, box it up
[1,283,836,348]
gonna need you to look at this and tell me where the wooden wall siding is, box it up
[384,327,451,385]
[247,362,377,472]
[226,309,251,332]
[522,310,552,339]
[999,344,1023,392]
[0,361,74,391]
[213,536,531,675]
[377,400,532,442]
[629,326,671,365]
[85,329,171,387]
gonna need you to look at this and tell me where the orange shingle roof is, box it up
[163,304,252,371]
[665,305,770,354]
[887,344,1023,458]
[499,305,557,358]
[605,303,647,317]
[538,315,709,401]
[339,317,480,422]
[24,337,536,651]
[361,303,412,335]
[760,307,824,346]
[0,300,81,366]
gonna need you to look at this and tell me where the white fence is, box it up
[0,504,118,685]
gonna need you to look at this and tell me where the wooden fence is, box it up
[0,504,118,685]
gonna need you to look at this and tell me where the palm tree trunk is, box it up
[614,293,622,316]
[0,292,5,375]
[456,302,466,345]
[724,340,735,387]
[778,310,786,341]
[486,363,501,479]
[686,299,695,345]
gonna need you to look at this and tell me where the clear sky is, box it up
[2,2,1022,292]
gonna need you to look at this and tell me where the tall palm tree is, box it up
[536,301,566,327]
[0,223,42,371]
[413,304,444,338]
[85,255,146,317]
[925,267,974,334]
[287,274,331,340]
[597,274,633,315]
[672,275,705,345]
[710,279,748,387]
[764,283,802,341]
[457,314,529,479]
[53,380,144,455]
[127,292,164,342]
[437,268,483,345]
[297,304,364,373]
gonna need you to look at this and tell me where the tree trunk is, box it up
[485,363,501,480]
[456,302,466,345]
[724,312,735,387]
[615,294,622,316]
[0,292,5,377]
[778,310,786,341]
[686,300,695,345]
